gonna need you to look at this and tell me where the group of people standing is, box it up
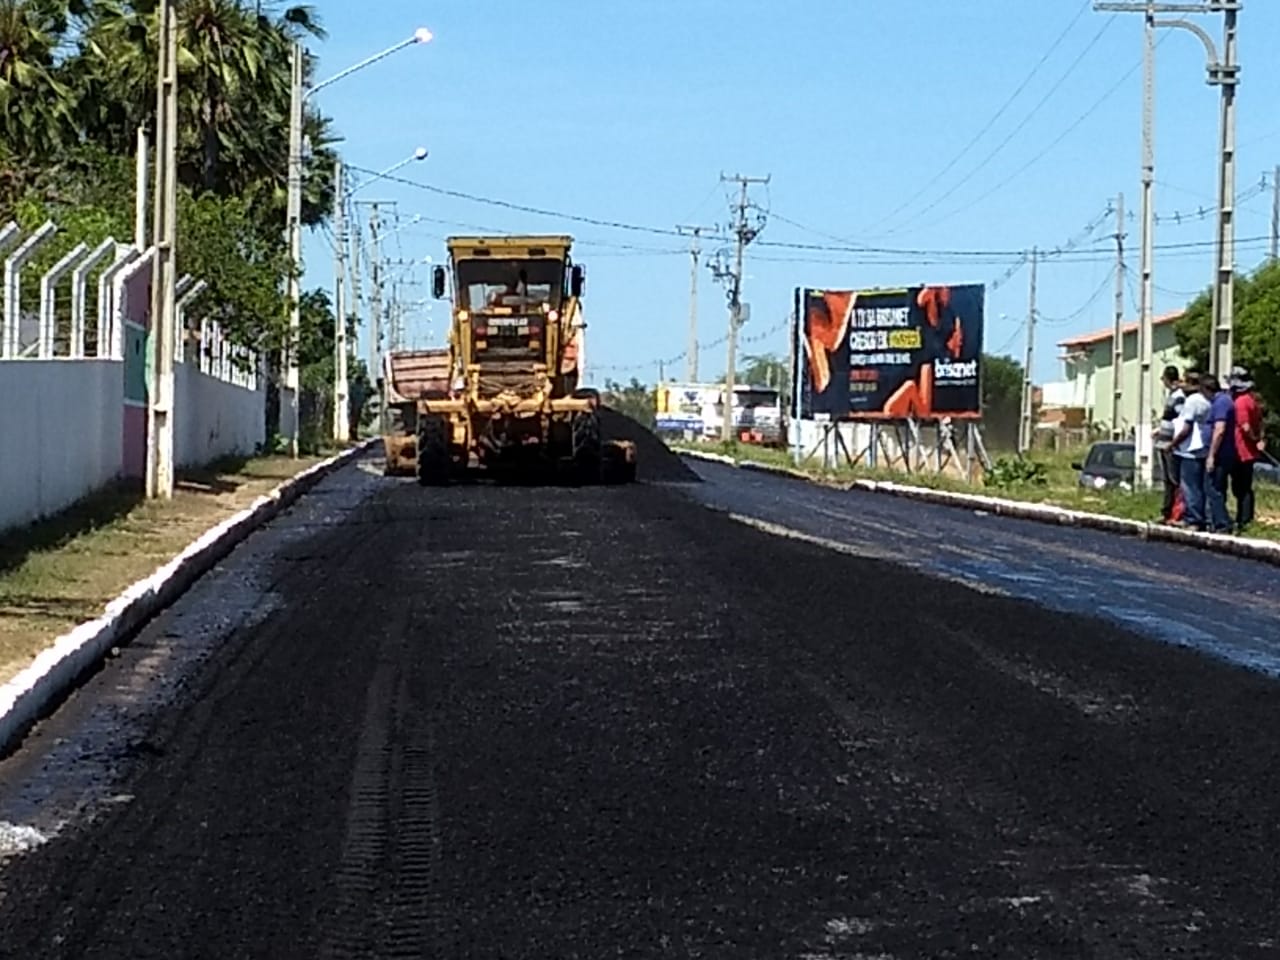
[1156,365,1266,534]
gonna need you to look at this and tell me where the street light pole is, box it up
[285,41,304,457]
[333,158,350,443]
[282,28,432,457]
[1096,0,1243,482]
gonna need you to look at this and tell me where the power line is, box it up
[1038,264,1117,324]
[881,10,1119,237]
[916,37,1166,232]
[344,164,1272,264]
[859,0,1096,235]
[346,165,729,241]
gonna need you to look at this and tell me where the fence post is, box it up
[3,221,57,358]
[72,238,119,359]
[39,243,89,358]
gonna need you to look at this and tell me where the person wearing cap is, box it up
[1230,366,1265,531]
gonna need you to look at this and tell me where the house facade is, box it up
[1043,311,1192,435]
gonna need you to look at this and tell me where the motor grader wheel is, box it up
[416,414,452,487]
[601,439,637,485]
[570,409,603,485]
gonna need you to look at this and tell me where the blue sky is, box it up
[299,0,1280,386]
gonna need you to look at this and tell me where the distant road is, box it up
[682,458,1280,679]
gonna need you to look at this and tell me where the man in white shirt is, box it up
[1168,372,1211,530]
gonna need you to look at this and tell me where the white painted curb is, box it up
[0,440,377,755]
[679,448,1280,567]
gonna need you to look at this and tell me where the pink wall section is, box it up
[122,405,147,479]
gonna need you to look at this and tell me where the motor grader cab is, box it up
[416,235,636,485]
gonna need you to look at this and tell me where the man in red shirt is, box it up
[1229,366,1266,531]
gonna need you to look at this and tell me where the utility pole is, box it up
[677,224,714,382]
[348,210,365,379]
[1019,248,1038,456]
[1096,0,1241,383]
[1111,193,1127,440]
[146,0,178,499]
[1209,0,1239,379]
[368,203,383,386]
[717,173,770,443]
[1270,164,1278,261]
[285,41,304,458]
[1137,6,1156,488]
[332,159,350,443]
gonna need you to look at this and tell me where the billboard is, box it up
[794,284,985,420]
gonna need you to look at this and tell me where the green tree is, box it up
[981,353,1024,452]
[603,377,656,428]
[0,0,81,185]
[1174,260,1279,426]
[737,352,791,401]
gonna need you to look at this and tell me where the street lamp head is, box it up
[413,147,429,161]
[413,27,434,44]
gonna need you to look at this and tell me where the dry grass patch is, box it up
[0,454,327,684]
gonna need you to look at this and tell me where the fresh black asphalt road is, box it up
[684,458,1280,680]
[0,446,1276,958]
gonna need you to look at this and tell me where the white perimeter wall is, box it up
[0,360,124,531]
[0,361,267,535]
[174,365,266,468]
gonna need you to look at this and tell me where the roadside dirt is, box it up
[0,454,327,684]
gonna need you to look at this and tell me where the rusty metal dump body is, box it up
[381,348,451,476]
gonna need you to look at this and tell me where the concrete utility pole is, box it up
[285,41,304,458]
[718,173,770,443]
[1096,0,1242,380]
[1112,193,1127,440]
[348,212,365,380]
[368,203,383,384]
[1271,164,1278,261]
[146,0,179,500]
[281,30,432,457]
[332,159,350,443]
[1209,1,1240,380]
[676,224,714,382]
[1019,248,1039,456]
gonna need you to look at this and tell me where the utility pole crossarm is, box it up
[1094,3,1229,12]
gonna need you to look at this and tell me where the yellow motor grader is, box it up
[417,235,636,485]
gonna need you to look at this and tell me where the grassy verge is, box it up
[0,452,334,684]
[676,440,1280,540]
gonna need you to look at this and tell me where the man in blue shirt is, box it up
[1203,373,1237,534]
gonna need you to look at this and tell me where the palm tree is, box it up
[0,0,77,186]
[70,0,329,210]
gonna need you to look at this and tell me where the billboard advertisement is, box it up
[794,284,984,420]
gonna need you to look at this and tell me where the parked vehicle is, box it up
[1074,441,1279,490]
[1072,441,1165,491]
